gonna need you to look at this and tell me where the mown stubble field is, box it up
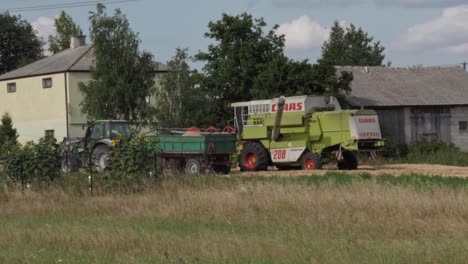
[1,165,468,263]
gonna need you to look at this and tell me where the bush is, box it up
[406,140,468,166]
[105,133,162,191]
[1,136,61,186]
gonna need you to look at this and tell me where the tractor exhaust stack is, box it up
[272,96,286,141]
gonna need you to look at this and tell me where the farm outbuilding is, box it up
[0,36,168,143]
[340,66,468,150]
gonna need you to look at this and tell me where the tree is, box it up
[0,113,18,149]
[79,4,156,125]
[48,11,82,54]
[320,21,386,66]
[194,13,353,125]
[0,12,43,74]
[252,58,352,99]
[194,13,288,125]
[155,48,203,128]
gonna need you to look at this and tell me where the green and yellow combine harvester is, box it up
[61,95,384,174]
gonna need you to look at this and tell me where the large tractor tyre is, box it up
[301,152,322,170]
[92,145,111,172]
[60,157,79,173]
[239,142,270,171]
[185,159,204,175]
[337,150,358,170]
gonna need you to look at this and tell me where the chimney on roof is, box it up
[70,32,86,49]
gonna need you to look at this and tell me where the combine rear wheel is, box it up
[337,150,358,170]
[239,142,270,171]
[301,152,322,170]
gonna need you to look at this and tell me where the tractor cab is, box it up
[83,120,131,145]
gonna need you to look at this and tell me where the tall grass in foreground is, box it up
[0,173,468,263]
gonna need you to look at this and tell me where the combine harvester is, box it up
[60,95,384,174]
[230,95,384,171]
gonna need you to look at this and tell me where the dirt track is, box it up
[232,164,468,178]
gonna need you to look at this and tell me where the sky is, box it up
[2,0,468,68]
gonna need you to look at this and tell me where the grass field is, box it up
[1,173,468,263]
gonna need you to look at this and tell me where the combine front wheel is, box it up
[239,142,269,171]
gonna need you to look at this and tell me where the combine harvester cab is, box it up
[231,95,384,171]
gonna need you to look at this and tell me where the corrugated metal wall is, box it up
[410,107,451,144]
[375,109,406,145]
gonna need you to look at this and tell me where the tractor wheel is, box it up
[92,145,111,172]
[337,150,358,170]
[185,159,203,175]
[239,142,270,171]
[60,157,79,173]
[301,152,322,170]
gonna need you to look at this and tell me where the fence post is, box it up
[88,151,93,195]
[20,154,24,194]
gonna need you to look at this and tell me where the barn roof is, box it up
[0,46,168,81]
[339,66,468,107]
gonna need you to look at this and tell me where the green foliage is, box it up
[194,13,285,125]
[79,4,156,125]
[1,137,61,185]
[194,13,353,126]
[320,21,386,66]
[0,113,18,151]
[107,133,162,189]
[0,12,43,74]
[405,140,468,166]
[48,11,82,54]
[155,48,202,127]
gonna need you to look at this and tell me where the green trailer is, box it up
[154,133,237,175]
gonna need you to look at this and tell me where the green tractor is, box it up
[231,95,384,171]
[60,120,131,172]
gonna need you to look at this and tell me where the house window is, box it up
[7,83,16,93]
[460,121,468,132]
[45,130,55,138]
[42,78,52,88]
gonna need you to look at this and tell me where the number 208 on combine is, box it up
[230,95,385,171]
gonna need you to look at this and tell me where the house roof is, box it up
[0,45,168,81]
[338,66,468,107]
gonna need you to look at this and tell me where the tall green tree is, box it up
[320,21,386,66]
[79,4,156,125]
[48,11,82,54]
[155,48,203,128]
[194,13,353,125]
[0,12,43,74]
[0,113,18,149]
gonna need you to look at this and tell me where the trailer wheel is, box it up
[337,150,358,170]
[301,152,322,170]
[92,145,110,172]
[240,142,269,171]
[185,159,203,175]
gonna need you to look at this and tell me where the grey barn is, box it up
[340,66,468,150]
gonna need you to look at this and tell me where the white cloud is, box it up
[272,0,468,8]
[276,16,330,52]
[392,5,468,54]
[32,16,55,40]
